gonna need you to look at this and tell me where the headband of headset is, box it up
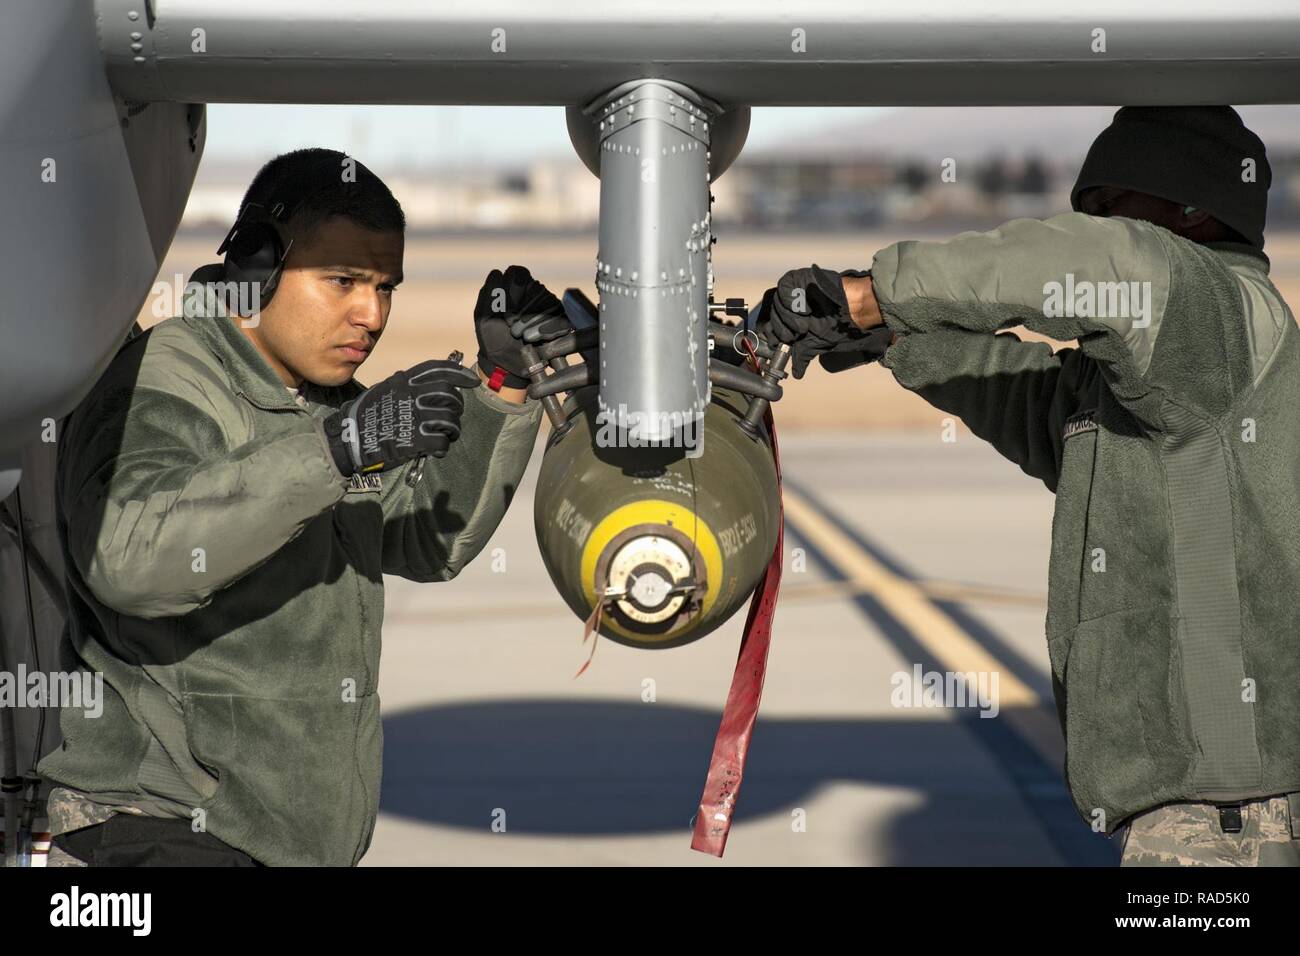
[217,152,353,307]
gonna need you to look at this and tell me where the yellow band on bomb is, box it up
[579,498,724,643]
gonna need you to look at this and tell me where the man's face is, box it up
[1077,184,1233,245]
[1078,186,1185,231]
[240,215,404,388]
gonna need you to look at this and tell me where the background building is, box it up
[184,105,1300,233]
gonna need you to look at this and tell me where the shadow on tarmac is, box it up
[381,698,1121,865]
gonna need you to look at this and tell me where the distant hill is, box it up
[747,105,1300,163]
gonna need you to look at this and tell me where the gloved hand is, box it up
[474,265,572,389]
[322,359,482,475]
[817,326,896,374]
[755,265,886,378]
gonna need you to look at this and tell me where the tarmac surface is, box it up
[364,430,1118,866]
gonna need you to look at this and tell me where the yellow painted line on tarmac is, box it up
[781,486,1064,773]
[385,577,1044,625]
[780,577,1045,610]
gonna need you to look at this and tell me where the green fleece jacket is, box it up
[37,271,542,865]
[872,212,1300,833]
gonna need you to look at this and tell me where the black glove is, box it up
[322,359,482,475]
[817,325,895,373]
[474,265,571,389]
[756,265,883,378]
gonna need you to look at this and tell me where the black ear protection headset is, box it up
[216,152,351,312]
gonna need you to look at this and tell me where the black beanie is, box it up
[1070,106,1271,250]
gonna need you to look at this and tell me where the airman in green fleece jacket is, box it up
[38,150,562,866]
[759,108,1300,865]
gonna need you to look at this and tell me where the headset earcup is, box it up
[222,219,286,312]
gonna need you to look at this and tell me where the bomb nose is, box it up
[598,530,704,629]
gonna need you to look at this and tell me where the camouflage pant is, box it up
[44,786,136,868]
[46,844,89,867]
[1121,794,1300,866]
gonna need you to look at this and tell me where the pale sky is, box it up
[203,104,896,168]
